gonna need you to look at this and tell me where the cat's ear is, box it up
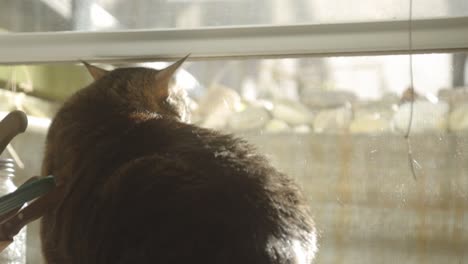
[81,61,109,81]
[154,55,189,100]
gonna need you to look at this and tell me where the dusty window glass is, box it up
[1,0,468,33]
[0,52,467,263]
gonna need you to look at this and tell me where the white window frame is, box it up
[0,16,467,64]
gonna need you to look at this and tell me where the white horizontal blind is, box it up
[0,17,467,64]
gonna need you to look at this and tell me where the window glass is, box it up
[1,52,467,263]
[1,0,468,33]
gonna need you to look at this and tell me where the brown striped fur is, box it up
[40,59,317,263]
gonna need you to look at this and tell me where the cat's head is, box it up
[83,56,190,122]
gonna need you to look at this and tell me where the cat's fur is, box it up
[40,58,317,264]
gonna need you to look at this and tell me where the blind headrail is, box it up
[0,17,468,64]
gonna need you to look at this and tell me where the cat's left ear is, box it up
[82,61,109,81]
[154,55,189,100]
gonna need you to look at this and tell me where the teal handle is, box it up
[0,175,56,215]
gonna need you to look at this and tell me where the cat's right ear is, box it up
[153,55,189,100]
[81,61,109,81]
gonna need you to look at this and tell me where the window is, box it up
[1,1,467,264]
[2,0,468,32]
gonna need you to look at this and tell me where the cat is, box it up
[40,57,317,264]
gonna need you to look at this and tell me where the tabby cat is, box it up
[40,57,317,264]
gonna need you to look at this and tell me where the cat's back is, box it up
[47,114,312,263]
[92,117,311,263]
[122,117,265,171]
